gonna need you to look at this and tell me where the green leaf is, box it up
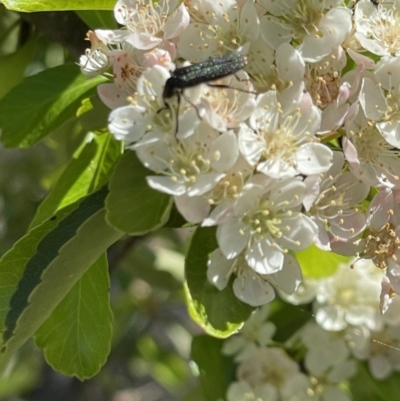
[350,363,400,401]
[191,335,235,401]
[185,227,253,338]
[1,187,123,354]
[294,244,350,278]
[78,95,110,132]
[0,36,38,99]
[2,0,115,12]
[35,254,113,380]
[76,10,117,29]
[30,133,122,228]
[0,63,106,148]
[106,151,173,234]
[268,299,311,343]
[0,203,79,334]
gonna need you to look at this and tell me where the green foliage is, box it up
[294,244,350,278]
[35,254,113,380]
[1,187,123,354]
[0,35,38,99]
[185,227,254,338]
[76,10,117,29]
[350,363,400,401]
[0,3,397,401]
[30,133,122,228]
[0,64,106,148]
[2,0,116,11]
[191,335,235,401]
[106,151,173,234]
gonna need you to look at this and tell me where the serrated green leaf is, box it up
[294,244,350,278]
[35,254,113,380]
[2,187,123,354]
[0,36,38,99]
[0,63,106,148]
[76,10,117,29]
[30,133,122,228]
[106,151,173,234]
[185,227,253,338]
[2,0,115,12]
[191,335,235,401]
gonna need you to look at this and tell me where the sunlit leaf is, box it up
[1,187,122,354]
[185,226,253,338]
[30,133,122,228]
[35,254,113,380]
[0,63,106,148]
[2,0,115,12]
[294,244,350,278]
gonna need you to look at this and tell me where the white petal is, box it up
[146,176,186,196]
[246,241,284,274]
[295,143,333,175]
[163,4,190,40]
[108,105,147,143]
[174,195,210,224]
[210,131,239,172]
[207,248,233,290]
[217,219,248,259]
[268,254,302,294]
[233,274,276,306]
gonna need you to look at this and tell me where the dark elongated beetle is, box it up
[162,53,248,102]
[161,53,251,132]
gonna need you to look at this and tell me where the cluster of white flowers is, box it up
[223,263,400,400]
[289,258,400,382]
[80,0,400,311]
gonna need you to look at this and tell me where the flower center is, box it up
[118,0,169,37]
[361,222,400,268]
[305,65,340,107]
[260,109,306,165]
[280,0,324,40]
[349,125,393,164]
[370,7,400,55]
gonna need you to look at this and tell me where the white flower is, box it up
[354,0,400,57]
[207,248,302,306]
[112,0,189,50]
[177,0,260,60]
[108,66,202,144]
[346,323,400,380]
[207,248,276,306]
[227,380,277,401]
[314,259,383,331]
[246,39,305,93]
[304,46,351,133]
[303,151,369,249]
[300,322,351,376]
[235,347,308,401]
[344,102,400,189]
[363,56,400,149]
[222,305,275,360]
[352,187,400,312]
[216,176,317,274]
[79,31,111,76]
[200,70,256,131]
[134,123,238,200]
[260,1,352,62]
[239,90,332,179]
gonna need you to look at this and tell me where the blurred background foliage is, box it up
[0,5,200,400]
